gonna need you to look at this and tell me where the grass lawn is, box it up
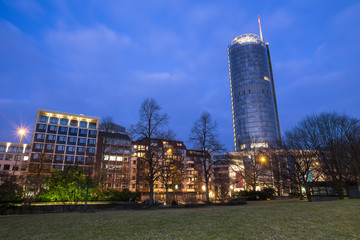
[0,199,359,239]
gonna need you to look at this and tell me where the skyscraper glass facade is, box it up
[228,33,281,151]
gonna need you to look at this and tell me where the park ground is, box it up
[0,199,359,239]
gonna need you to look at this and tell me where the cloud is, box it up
[134,70,187,83]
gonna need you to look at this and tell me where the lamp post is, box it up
[13,127,28,176]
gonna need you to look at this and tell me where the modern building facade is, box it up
[228,32,281,151]
[29,109,99,175]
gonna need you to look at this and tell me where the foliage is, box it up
[106,189,141,201]
[0,180,23,203]
[236,190,272,201]
[43,167,88,203]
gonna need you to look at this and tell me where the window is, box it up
[23,156,29,161]
[8,146,17,153]
[0,146,5,152]
[78,138,86,145]
[47,125,58,133]
[47,135,56,141]
[79,129,87,137]
[35,133,45,140]
[88,148,95,155]
[15,155,21,161]
[88,139,96,146]
[39,115,48,123]
[77,147,85,154]
[76,156,84,164]
[65,155,74,163]
[0,154,3,160]
[67,146,75,153]
[56,145,65,152]
[57,136,66,144]
[53,165,62,169]
[50,117,59,124]
[89,130,96,137]
[45,144,54,151]
[3,164,10,170]
[80,121,87,128]
[54,155,63,163]
[70,120,78,127]
[60,118,68,125]
[67,137,77,145]
[37,124,47,132]
[5,154,12,160]
[34,143,43,150]
[89,122,97,129]
[69,128,78,136]
[58,126,68,135]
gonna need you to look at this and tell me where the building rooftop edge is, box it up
[37,109,100,121]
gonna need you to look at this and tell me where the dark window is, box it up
[35,133,45,141]
[60,118,69,125]
[58,126,68,135]
[88,148,95,155]
[66,146,75,154]
[15,155,21,161]
[53,165,62,169]
[69,128,78,136]
[65,156,74,164]
[54,155,63,163]
[36,124,47,132]
[33,144,43,150]
[78,129,87,137]
[0,154,3,160]
[80,121,87,128]
[70,120,78,127]
[3,164,10,170]
[77,147,85,155]
[45,144,54,151]
[46,135,56,142]
[57,136,66,144]
[76,156,84,164]
[47,125,58,133]
[67,137,77,145]
[39,115,48,123]
[89,122,96,129]
[49,117,59,124]
[88,139,96,146]
[89,130,97,138]
[56,145,65,152]
[78,138,86,145]
[5,154,12,160]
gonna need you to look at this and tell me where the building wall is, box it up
[29,109,99,174]
[228,33,280,151]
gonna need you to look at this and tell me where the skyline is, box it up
[1,0,359,151]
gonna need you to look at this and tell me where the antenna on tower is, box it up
[258,15,263,41]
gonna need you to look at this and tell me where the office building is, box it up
[228,18,281,151]
[29,109,99,174]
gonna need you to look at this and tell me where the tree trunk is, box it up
[205,180,210,203]
[165,185,169,204]
[305,186,312,202]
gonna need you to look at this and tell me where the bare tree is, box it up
[189,112,223,203]
[131,98,169,205]
[282,112,360,200]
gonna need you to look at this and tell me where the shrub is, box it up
[183,195,198,205]
[0,181,23,203]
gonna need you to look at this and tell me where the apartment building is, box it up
[29,109,99,175]
[96,123,132,190]
[0,142,30,180]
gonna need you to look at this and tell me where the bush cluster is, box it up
[236,188,275,201]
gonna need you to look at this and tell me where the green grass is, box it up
[1,199,359,239]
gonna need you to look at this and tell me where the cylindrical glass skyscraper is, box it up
[228,33,281,151]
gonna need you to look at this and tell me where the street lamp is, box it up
[13,127,28,176]
[260,156,266,163]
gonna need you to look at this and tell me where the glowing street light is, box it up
[13,127,28,176]
[260,156,266,163]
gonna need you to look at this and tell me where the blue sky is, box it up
[0,0,359,151]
